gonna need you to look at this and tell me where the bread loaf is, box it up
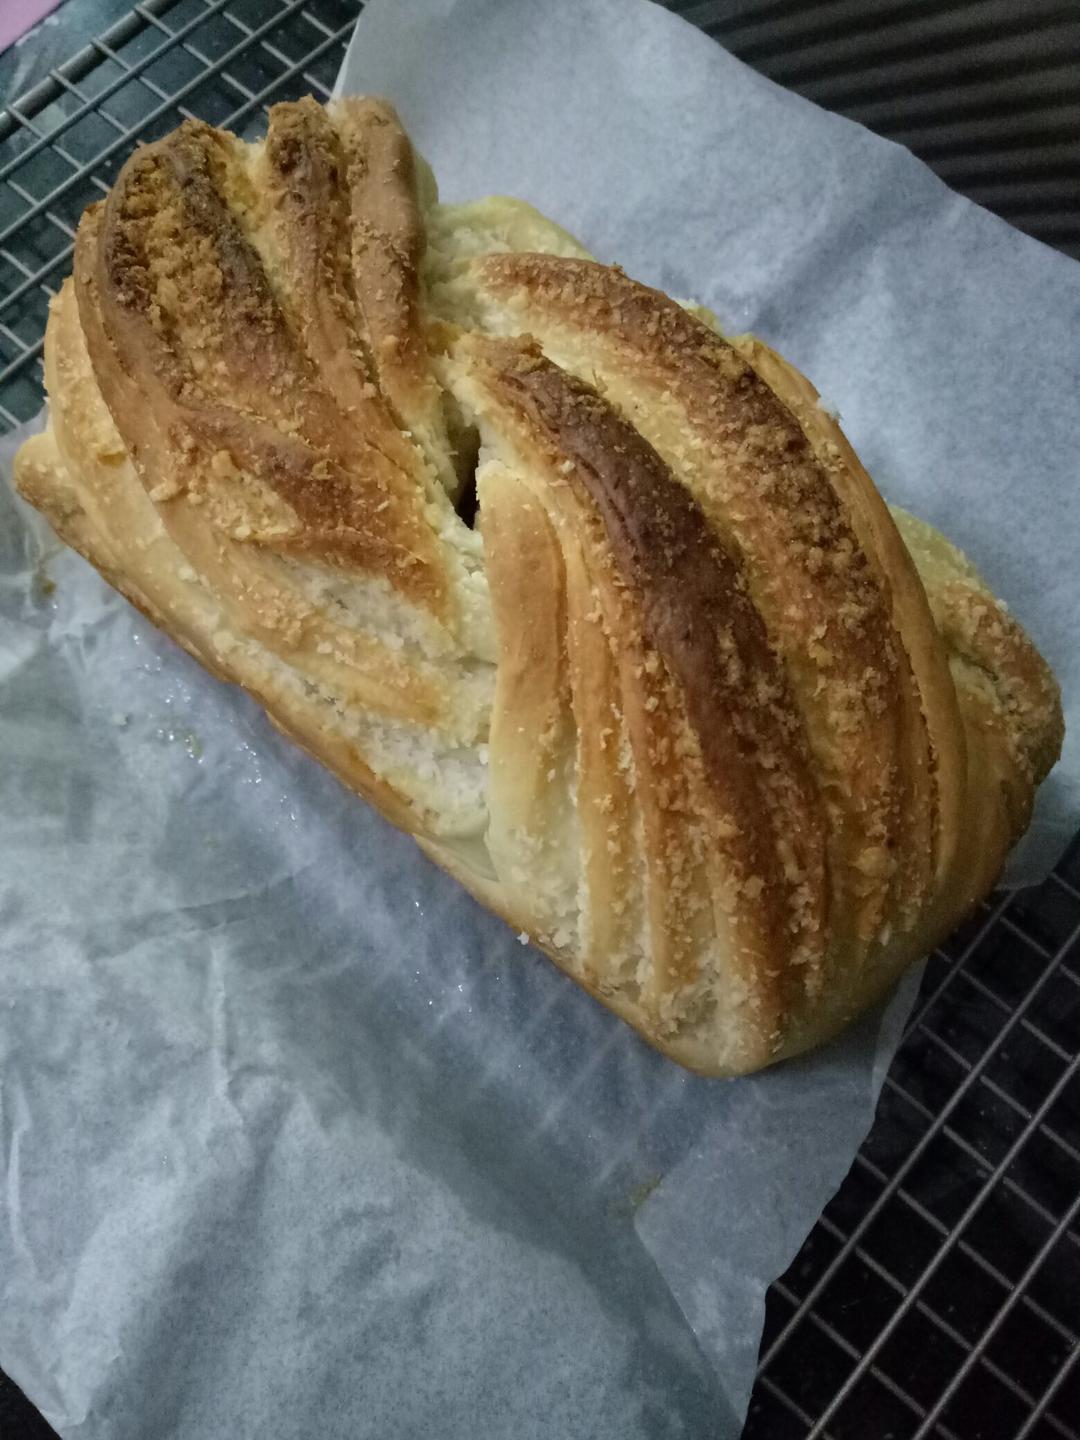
[14,97,1063,1074]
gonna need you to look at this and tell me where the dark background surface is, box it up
[0,2,1077,1437]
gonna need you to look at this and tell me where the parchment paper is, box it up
[1,1,1077,1436]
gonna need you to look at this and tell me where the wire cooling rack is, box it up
[0,3,1077,1438]
[748,846,1080,1440]
[680,0,1080,263]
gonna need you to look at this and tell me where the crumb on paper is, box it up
[156,724,204,761]
[628,1174,663,1213]
[32,561,56,600]
[517,931,530,945]
[817,394,840,421]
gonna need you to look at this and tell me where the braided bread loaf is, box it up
[14,97,1062,1074]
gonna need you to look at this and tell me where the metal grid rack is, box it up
[0,3,1077,1438]
[747,844,1080,1440]
[675,0,1080,263]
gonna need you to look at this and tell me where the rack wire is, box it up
[677,0,1080,262]
[747,846,1080,1440]
[0,3,1078,1438]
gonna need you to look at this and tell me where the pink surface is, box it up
[0,0,64,55]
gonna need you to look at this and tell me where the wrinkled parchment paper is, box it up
[2,1,1078,1435]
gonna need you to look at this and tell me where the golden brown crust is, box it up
[464,255,922,966]
[560,533,641,990]
[19,285,426,835]
[256,101,430,482]
[330,97,457,495]
[74,225,456,734]
[478,461,579,945]
[83,120,448,604]
[450,333,830,1059]
[732,336,962,919]
[333,99,425,396]
[931,580,1062,824]
[14,98,1064,1075]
